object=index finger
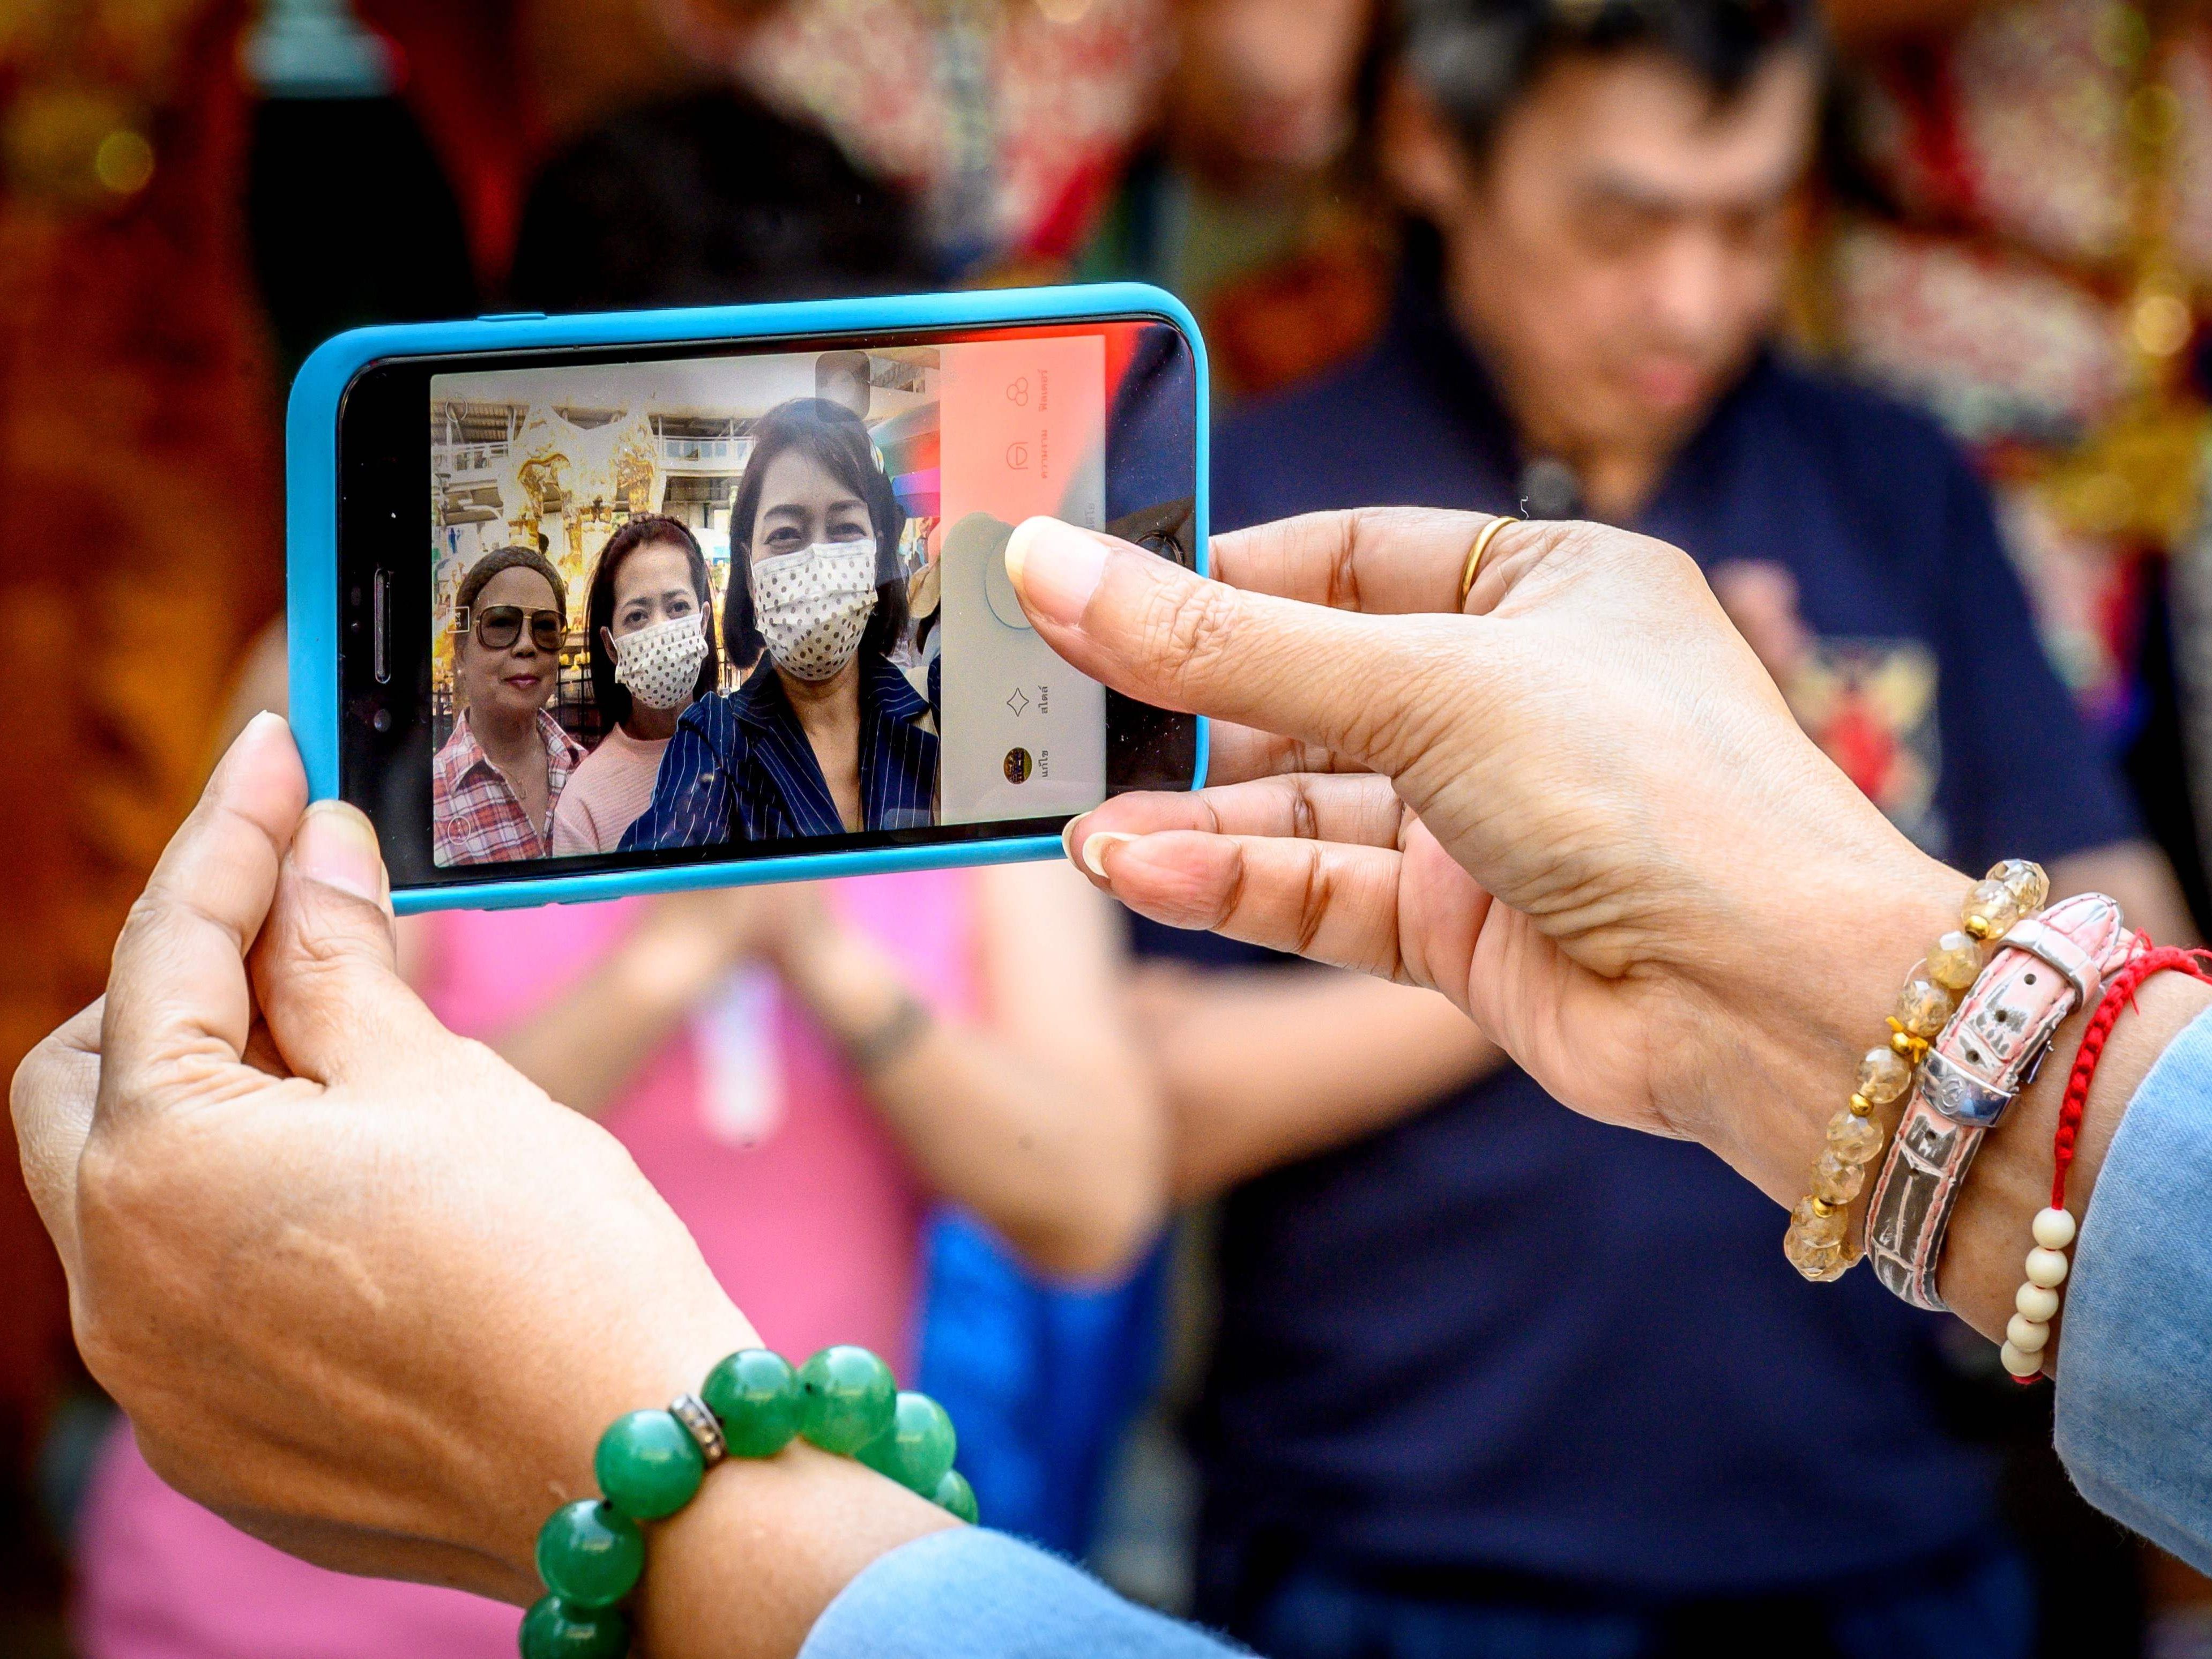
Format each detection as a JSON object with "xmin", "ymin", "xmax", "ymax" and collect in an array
[
  {"xmin": 99, "ymin": 712, "xmax": 308, "ymax": 1117},
  {"xmin": 1206, "ymin": 508, "xmax": 1503, "ymax": 616},
  {"xmin": 11, "ymin": 998, "xmax": 104, "ymax": 1279}
]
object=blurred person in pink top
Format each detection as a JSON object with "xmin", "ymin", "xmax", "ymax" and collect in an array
[
  {"xmin": 553, "ymin": 515, "xmax": 721, "ymax": 857},
  {"xmin": 73, "ymin": 623, "xmax": 1167, "ymax": 1659}
]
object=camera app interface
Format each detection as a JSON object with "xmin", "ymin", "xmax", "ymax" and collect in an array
[{"xmin": 427, "ymin": 328, "xmax": 1152, "ymax": 868}]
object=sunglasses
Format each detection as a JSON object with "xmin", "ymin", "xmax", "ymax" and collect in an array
[{"xmin": 456, "ymin": 605, "xmax": 564, "ymax": 652}]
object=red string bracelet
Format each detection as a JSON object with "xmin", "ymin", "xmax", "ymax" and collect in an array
[
  {"xmin": 2001, "ymin": 940, "xmax": 2212, "ymax": 1383},
  {"xmin": 2051, "ymin": 943, "xmax": 2212, "ymax": 1212}
]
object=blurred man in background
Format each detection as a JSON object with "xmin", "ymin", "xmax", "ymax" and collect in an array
[
  {"xmin": 1135, "ymin": 2, "xmax": 2198, "ymax": 1655},
  {"xmin": 1077, "ymin": 0, "xmax": 1390, "ymax": 403}
]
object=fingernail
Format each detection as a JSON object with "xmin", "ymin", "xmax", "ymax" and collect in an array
[
  {"xmin": 1081, "ymin": 830, "xmax": 1139, "ymax": 880},
  {"xmin": 215, "ymin": 709, "xmax": 289, "ymax": 784},
  {"xmin": 293, "ymin": 800, "xmax": 386, "ymax": 905},
  {"xmin": 1006, "ymin": 517, "xmax": 1108, "ymax": 625},
  {"xmin": 1061, "ymin": 815, "xmax": 1086, "ymax": 864}
]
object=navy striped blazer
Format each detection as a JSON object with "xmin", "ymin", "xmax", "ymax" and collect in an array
[{"xmin": 621, "ymin": 651, "xmax": 937, "ymax": 847}]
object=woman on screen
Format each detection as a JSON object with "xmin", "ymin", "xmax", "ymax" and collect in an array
[
  {"xmin": 431, "ymin": 546, "xmax": 585, "ymax": 865},
  {"xmin": 624, "ymin": 398, "xmax": 933, "ymax": 850},
  {"xmin": 551, "ymin": 515, "xmax": 719, "ymax": 855}
]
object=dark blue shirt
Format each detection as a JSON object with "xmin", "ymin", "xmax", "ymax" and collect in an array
[
  {"xmin": 1163, "ymin": 279, "xmax": 2140, "ymax": 1605},
  {"xmin": 622, "ymin": 651, "xmax": 936, "ymax": 846}
]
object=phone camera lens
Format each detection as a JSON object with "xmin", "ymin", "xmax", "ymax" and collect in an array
[{"xmin": 371, "ymin": 709, "xmax": 392, "ymax": 733}]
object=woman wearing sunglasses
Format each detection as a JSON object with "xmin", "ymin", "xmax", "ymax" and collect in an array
[{"xmin": 433, "ymin": 545, "xmax": 586, "ymax": 865}]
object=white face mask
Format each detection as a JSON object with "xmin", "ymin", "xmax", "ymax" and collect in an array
[
  {"xmin": 751, "ymin": 540, "xmax": 878, "ymax": 681},
  {"xmin": 610, "ymin": 611, "xmax": 710, "ymax": 710}
]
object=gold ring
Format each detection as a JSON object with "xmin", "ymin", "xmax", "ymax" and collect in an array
[{"xmin": 1458, "ymin": 515, "xmax": 1519, "ymax": 609}]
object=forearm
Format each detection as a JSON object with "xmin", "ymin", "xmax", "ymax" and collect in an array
[
  {"xmin": 494, "ymin": 920, "xmax": 727, "ymax": 1118},
  {"xmin": 1150, "ymin": 967, "xmax": 1504, "ymax": 1202},
  {"xmin": 778, "ymin": 916, "xmax": 1166, "ymax": 1277}
]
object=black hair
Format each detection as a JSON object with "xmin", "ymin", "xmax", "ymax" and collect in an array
[
  {"xmin": 508, "ymin": 90, "xmax": 928, "ymax": 313},
  {"xmin": 1395, "ymin": 0, "xmax": 1821, "ymax": 158},
  {"xmin": 456, "ymin": 544, "xmax": 567, "ymax": 629},
  {"xmin": 722, "ymin": 398, "xmax": 909, "ymax": 672},
  {"xmin": 585, "ymin": 514, "xmax": 719, "ymax": 727}
]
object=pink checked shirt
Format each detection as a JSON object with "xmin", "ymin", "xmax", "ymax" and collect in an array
[{"xmin": 432, "ymin": 708, "xmax": 585, "ymax": 865}]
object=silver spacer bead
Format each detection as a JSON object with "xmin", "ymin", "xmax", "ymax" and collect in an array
[{"xmin": 670, "ymin": 1393, "xmax": 727, "ymax": 1468}]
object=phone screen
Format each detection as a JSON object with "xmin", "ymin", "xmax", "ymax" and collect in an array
[{"xmin": 339, "ymin": 313, "xmax": 1198, "ymax": 891}]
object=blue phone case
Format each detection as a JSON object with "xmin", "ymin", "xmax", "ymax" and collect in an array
[{"xmin": 287, "ymin": 281, "xmax": 1209, "ymax": 914}]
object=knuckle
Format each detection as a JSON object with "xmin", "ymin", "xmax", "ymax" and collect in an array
[
  {"xmin": 9, "ymin": 1044, "xmax": 58, "ymax": 1137},
  {"xmin": 1139, "ymin": 574, "xmax": 1243, "ymax": 703},
  {"xmin": 1336, "ymin": 638, "xmax": 1462, "ymax": 769},
  {"xmin": 1293, "ymin": 845, "xmax": 1333, "ymax": 959}
]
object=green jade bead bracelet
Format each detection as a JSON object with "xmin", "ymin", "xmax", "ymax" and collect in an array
[{"xmin": 523, "ymin": 1344, "xmax": 974, "ymax": 1658}]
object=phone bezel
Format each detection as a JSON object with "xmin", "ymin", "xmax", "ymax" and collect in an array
[{"xmin": 289, "ymin": 284, "xmax": 1208, "ymax": 913}]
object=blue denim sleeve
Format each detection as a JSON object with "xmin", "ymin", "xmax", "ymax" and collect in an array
[
  {"xmin": 2055, "ymin": 1003, "xmax": 2212, "ymax": 1572},
  {"xmin": 798, "ymin": 1528, "xmax": 1245, "ymax": 1659}
]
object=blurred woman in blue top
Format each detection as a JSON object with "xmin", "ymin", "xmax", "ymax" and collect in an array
[{"xmin": 625, "ymin": 397, "xmax": 935, "ymax": 849}]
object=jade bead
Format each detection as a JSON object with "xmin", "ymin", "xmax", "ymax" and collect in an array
[
  {"xmin": 702, "ymin": 1349, "xmax": 803, "ymax": 1459},
  {"xmin": 798, "ymin": 1345, "xmax": 898, "ymax": 1455},
  {"xmin": 519, "ymin": 1594, "xmax": 629, "ymax": 1659},
  {"xmin": 932, "ymin": 1467, "xmax": 979, "ymax": 1525},
  {"xmin": 535, "ymin": 1500, "xmax": 644, "ymax": 1610},
  {"xmin": 595, "ymin": 1410, "xmax": 704, "ymax": 1521},
  {"xmin": 857, "ymin": 1391, "xmax": 958, "ymax": 1496}
]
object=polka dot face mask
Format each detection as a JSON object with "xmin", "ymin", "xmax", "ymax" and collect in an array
[
  {"xmin": 751, "ymin": 540, "xmax": 879, "ymax": 682},
  {"xmin": 609, "ymin": 611, "xmax": 711, "ymax": 710}
]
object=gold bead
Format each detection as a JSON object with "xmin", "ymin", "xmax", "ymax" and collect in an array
[
  {"xmin": 1964, "ymin": 915, "xmax": 1995, "ymax": 941},
  {"xmin": 1808, "ymin": 1195, "xmax": 1837, "ymax": 1217},
  {"xmin": 1890, "ymin": 1029, "xmax": 1917, "ymax": 1056},
  {"xmin": 1849, "ymin": 1092, "xmax": 1872, "ymax": 1115}
]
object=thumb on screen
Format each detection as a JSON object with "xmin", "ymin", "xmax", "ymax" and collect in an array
[{"xmin": 1003, "ymin": 515, "xmax": 1465, "ymax": 775}]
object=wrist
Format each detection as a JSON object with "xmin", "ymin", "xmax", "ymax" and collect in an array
[
  {"xmin": 778, "ymin": 920, "xmax": 910, "ymax": 1043},
  {"xmin": 1666, "ymin": 848, "xmax": 1967, "ymax": 1206},
  {"xmin": 492, "ymin": 1297, "xmax": 761, "ymax": 1595},
  {"xmin": 768, "ymin": 904, "xmax": 846, "ymax": 984}
]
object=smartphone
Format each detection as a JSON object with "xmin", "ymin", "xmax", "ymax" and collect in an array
[{"xmin": 288, "ymin": 284, "xmax": 1206, "ymax": 912}]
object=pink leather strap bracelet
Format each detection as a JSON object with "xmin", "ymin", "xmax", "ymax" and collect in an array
[{"xmin": 1864, "ymin": 890, "xmax": 2137, "ymax": 1312}]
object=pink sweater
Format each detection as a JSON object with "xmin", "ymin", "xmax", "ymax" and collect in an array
[
  {"xmin": 76, "ymin": 872, "xmax": 976, "ymax": 1659},
  {"xmin": 550, "ymin": 723, "xmax": 668, "ymax": 855}
]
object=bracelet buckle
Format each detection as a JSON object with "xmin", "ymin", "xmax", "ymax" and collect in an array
[{"xmin": 1917, "ymin": 1047, "xmax": 2016, "ymax": 1129}]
